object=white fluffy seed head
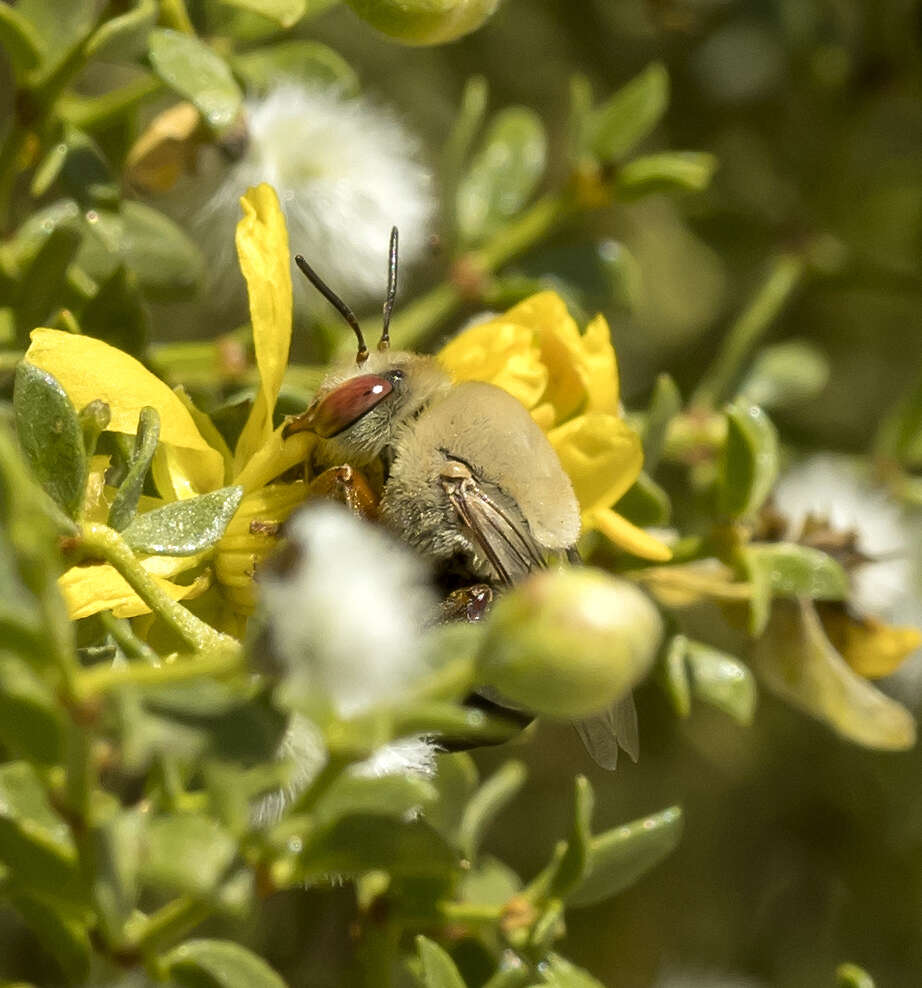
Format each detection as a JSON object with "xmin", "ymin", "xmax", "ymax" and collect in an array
[
  {"xmin": 259, "ymin": 502, "xmax": 437, "ymax": 719},
  {"xmin": 193, "ymin": 82, "xmax": 435, "ymax": 316},
  {"xmin": 772, "ymin": 453, "xmax": 918, "ymax": 619},
  {"xmin": 252, "ymin": 714, "xmax": 437, "ymax": 827}
]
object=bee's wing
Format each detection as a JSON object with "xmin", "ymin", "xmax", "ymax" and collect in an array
[
  {"xmin": 573, "ymin": 693, "xmax": 640, "ymax": 771},
  {"xmin": 442, "ymin": 472, "xmax": 547, "ymax": 585}
]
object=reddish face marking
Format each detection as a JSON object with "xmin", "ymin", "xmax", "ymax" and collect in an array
[{"xmin": 305, "ymin": 374, "xmax": 393, "ymax": 438}]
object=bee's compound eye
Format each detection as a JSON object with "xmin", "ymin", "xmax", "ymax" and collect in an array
[{"xmin": 307, "ymin": 374, "xmax": 394, "ymax": 438}]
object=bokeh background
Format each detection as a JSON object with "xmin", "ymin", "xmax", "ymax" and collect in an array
[{"xmin": 4, "ymin": 0, "xmax": 922, "ymax": 985}]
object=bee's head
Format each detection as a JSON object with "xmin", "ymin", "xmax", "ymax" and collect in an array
[{"xmin": 283, "ymin": 228, "xmax": 450, "ymax": 464}]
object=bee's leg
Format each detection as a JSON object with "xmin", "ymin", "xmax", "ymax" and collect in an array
[
  {"xmin": 307, "ymin": 464, "xmax": 379, "ymax": 520},
  {"xmin": 440, "ymin": 584, "xmax": 493, "ymax": 623}
]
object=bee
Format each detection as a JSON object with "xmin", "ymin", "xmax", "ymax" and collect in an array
[{"xmin": 283, "ymin": 229, "xmax": 637, "ymax": 769}]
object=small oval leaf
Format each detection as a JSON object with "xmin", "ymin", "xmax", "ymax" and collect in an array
[
  {"xmin": 684, "ymin": 639, "xmax": 757, "ymax": 726},
  {"xmin": 234, "ymin": 39, "xmax": 358, "ymax": 95},
  {"xmin": 162, "ymin": 939, "xmax": 288, "ymax": 988},
  {"xmin": 14, "ymin": 363, "xmax": 87, "ymax": 519},
  {"xmin": 121, "ymin": 485, "xmax": 244, "ymax": 556},
  {"xmin": 458, "ymin": 760, "xmax": 526, "ymax": 861},
  {"xmin": 616, "ymin": 151, "xmax": 718, "ymax": 199},
  {"xmin": 567, "ymin": 805, "xmax": 683, "ymax": 908},
  {"xmin": 718, "ymin": 403, "xmax": 779, "ymax": 519},
  {"xmin": 457, "ymin": 107, "xmax": 547, "ymax": 245},
  {"xmin": 738, "ymin": 339, "xmax": 830, "ymax": 409},
  {"xmin": 417, "ymin": 935, "xmax": 467, "ymax": 988},
  {"xmin": 742, "ymin": 542, "xmax": 848, "ymax": 637},
  {"xmin": 586, "ymin": 62, "xmax": 669, "ymax": 163},
  {"xmin": 108, "ymin": 406, "xmax": 161, "ymax": 532},
  {"xmin": 148, "ymin": 29, "xmax": 243, "ymax": 130},
  {"xmin": 140, "ymin": 815, "xmax": 236, "ymax": 897},
  {"xmin": 0, "ymin": 762, "xmax": 81, "ymax": 899}
]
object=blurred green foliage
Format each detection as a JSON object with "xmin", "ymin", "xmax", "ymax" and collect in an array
[{"xmin": 2, "ymin": 0, "xmax": 922, "ymax": 986}]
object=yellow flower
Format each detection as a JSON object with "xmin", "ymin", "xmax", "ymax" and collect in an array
[
  {"xmin": 439, "ymin": 292, "xmax": 671, "ymax": 561},
  {"xmin": 24, "ymin": 184, "xmax": 314, "ymax": 621}
]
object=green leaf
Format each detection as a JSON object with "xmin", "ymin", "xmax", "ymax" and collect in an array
[
  {"xmin": 742, "ymin": 542, "xmax": 848, "ymax": 637},
  {"xmin": 567, "ymin": 74, "xmax": 593, "ymax": 164},
  {"xmin": 753, "ymin": 599, "xmax": 916, "ymax": 751},
  {"xmin": 89, "ymin": 808, "xmax": 143, "ymax": 943},
  {"xmin": 836, "ymin": 963, "xmax": 876, "ymax": 988},
  {"xmin": 596, "ymin": 238, "xmax": 643, "ymax": 312},
  {"xmin": 550, "ymin": 776, "xmax": 594, "ymax": 898},
  {"xmin": 140, "ymin": 814, "xmax": 236, "ymax": 897},
  {"xmin": 11, "ymin": 893, "xmax": 91, "ymax": 985},
  {"xmin": 0, "ymin": 3, "xmax": 44, "ymax": 79},
  {"xmin": 586, "ymin": 63, "xmax": 669, "ymax": 163},
  {"xmin": 108, "ymin": 406, "xmax": 161, "ymax": 532},
  {"xmin": 417, "ymin": 935, "xmax": 467, "ymax": 988},
  {"xmin": 313, "ymin": 772, "xmax": 438, "ymax": 829},
  {"xmin": 615, "ymin": 471, "xmax": 670, "ymax": 527},
  {"xmin": 14, "ymin": 362, "xmax": 87, "ymax": 518},
  {"xmin": 162, "ymin": 939, "xmax": 288, "ymax": 988},
  {"xmin": 616, "ymin": 151, "xmax": 718, "ymax": 199},
  {"xmin": 148, "ymin": 29, "xmax": 243, "ymax": 130},
  {"xmin": 86, "ymin": 0, "xmax": 157, "ymax": 60},
  {"xmin": 232, "ymin": 39, "xmax": 358, "ymax": 94},
  {"xmin": 220, "ymin": 0, "xmax": 307, "ymax": 29},
  {"xmin": 76, "ymin": 200, "xmax": 205, "ymax": 302},
  {"xmin": 13, "ymin": 225, "xmax": 83, "ymax": 332},
  {"xmin": 738, "ymin": 339, "xmax": 829, "ymax": 410},
  {"xmin": 300, "ymin": 816, "xmax": 457, "ymax": 880},
  {"xmin": 14, "ymin": 0, "xmax": 95, "ymax": 72},
  {"xmin": 458, "ymin": 760, "xmax": 526, "ymax": 860},
  {"xmin": 642, "ymin": 372, "xmax": 681, "ymax": 473},
  {"xmin": 80, "ymin": 265, "xmax": 151, "ymax": 356},
  {"xmin": 0, "ymin": 762, "xmax": 81, "ymax": 899},
  {"xmin": 528, "ymin": 954, "xmax": 605, "ymax": 988},
  {"xmin": 660, "ymin": 634, "xmax": 692, "ymax": 718},
  {"xmin": 684, "ymin": 639, "xmax": 757, "ymax": 726},
  {"xmin": 717, "ymin": 403, "xmax": 779, "ymax": 519},
  {"xmin": 427, "ymin": 752, "xmax": 478, "ymax": 838},
  {"xmin": 79, "ymin": 400, "xmax": 110, "ymax": 461},
  {"xmin": 0, "ymin": 424, "xmax": 74, "ymax": 669},
  {"xmin": 122, "ymin": 485, "xmax": 244, "ymax": 555},
  {"xmin": 567, "ymin": 805, "xmax": 683, "ymax": 908},
  {"xmin": 459, "ymin": 855, "xmax": 521, "ymax": 906},
  {"xmin": 0, "ymin": 654, "xmax": 65, "ymax": 764},
  {"xmin": 59, "ymin": 126, "xmax": 119, "ymax": 209},
  {"xmin": 457, "ymin": 108, "xmax": 547, "ymax": 245}
]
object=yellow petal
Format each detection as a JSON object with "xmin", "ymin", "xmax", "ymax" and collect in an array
[
  {"xmin": 819, "ymin": 605, "xmax": 922, "ymax": 679},
  {"xmin": 586, "ymin": 507, "xmax": 673, "ymax": 561},
  {"xmin": 26, "ymin": 329, "xmax": 223, "ymax": 495},
  {"xmin": 215, "ymin": 481, "xmax": 309, "ymax": 614},
  {"xmin": 530, "ymin": 402, "xmax": 556, "ymax": 431},
  {"xmin": 438, "ymin": 319, "xmax": 548, "ymax": 411},
  {"xmin": 234, "ymin": 426, "xmax": 313, "ymax": 494},
  {"xmin": 548, "ymin": 413, "xmax": 643, "ymax": 512},
  {"xmin": 233, "ymin": 184, "xmax": 293, "ymax": 474},
  {"xmin": 506, "ymin": 292, "xmax": 586, "ymax": 421},
  {"xmin": 579, "ymin": 314, "xmax": 620, "ymax": 413},
  {"xmin": 60, "ymin": 562, "xmax": 209, "ymax": 620}
]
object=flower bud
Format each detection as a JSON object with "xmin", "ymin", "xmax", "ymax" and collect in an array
[
  {"xmin": 344, "ymin": 0, "xmax": 500, "ymax": 45},
  {"xmin": 478, "ymin": 569, "xmax": 663, "ymax": 719}
]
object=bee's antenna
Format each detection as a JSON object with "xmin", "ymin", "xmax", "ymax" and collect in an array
[
  {"xmin": 379, "ymin": 226, "xmax": 398, "ymax": 351},
  {"xmin": 294, "ymin": 254, "xmax": 369, "ymax": 364}
]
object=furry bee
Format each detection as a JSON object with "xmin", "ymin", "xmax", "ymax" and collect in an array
[{"xmin": 283, "ymin": 229, "xmax": 637, "ymax": 768}]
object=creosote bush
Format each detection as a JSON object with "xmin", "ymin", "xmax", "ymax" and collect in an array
[{"xmin": 0, "ymin": 1, "xmax": 919, "ymax": 986}]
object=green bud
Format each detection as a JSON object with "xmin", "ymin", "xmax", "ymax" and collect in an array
[
  {"xmin": 344, "ymin": 0, "xmax": 500, "ymax": 45},
  {"xmin": 478, "ymin": 570, "xmax": 663, "ymax": 719}
]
